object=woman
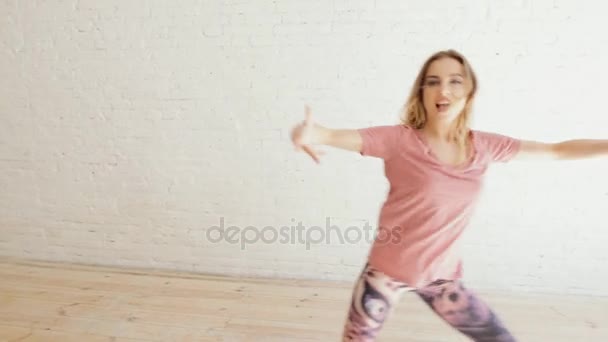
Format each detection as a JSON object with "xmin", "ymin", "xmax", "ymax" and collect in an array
[{"xmin": 290, "ymin": 49, "xmax": 608, "ymax": 341}]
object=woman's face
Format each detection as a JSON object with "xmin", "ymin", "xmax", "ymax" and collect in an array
[{"xmin": 421, "ymin": 57, "xmax": 469, "ymax": 125}]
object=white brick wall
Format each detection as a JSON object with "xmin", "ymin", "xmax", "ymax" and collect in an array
[{"xmin": 1, "ymin": 0, "xmax": 607, "ymax": 296}]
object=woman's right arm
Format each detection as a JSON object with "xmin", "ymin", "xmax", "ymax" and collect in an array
[
  {"xmin": 314, "ymin": 125, "xmax": 362, "ymax": 152},
  {"xmin": 290, "ymin": 106, "xmax": 363, "ymax": 163}
]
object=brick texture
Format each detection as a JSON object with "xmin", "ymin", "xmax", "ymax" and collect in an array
[{"xmin": 0, "ymin": 0, "xmax": 607, "ymax": 296}]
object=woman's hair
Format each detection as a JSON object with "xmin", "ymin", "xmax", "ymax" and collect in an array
[{"xmin": 401, "ymin": 49, "xmax": 478, "ymax": 164}]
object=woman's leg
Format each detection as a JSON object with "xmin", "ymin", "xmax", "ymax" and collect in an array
[
  {"xmin": 415, "ymin": 280, "xmax": 517, "ymax": 342},
  {"xmin": 342, "ymin": 263, "xmax": 413, "ymax": 341}
]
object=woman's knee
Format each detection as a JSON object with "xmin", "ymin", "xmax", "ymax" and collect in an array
[
  {"xmin": 342, "ymin": 264, "xmax": 411, "ymax": 341},
  {"xmin": 416, "ymin": 280, "xmax": 517, "ymax": 342}
]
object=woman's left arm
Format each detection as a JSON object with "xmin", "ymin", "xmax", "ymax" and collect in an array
[{"xmin": 514, "ymin": 139, "xmax": 608, "ymax": 161}]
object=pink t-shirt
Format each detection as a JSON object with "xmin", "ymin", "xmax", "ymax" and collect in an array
[{"xmin": 358, "ymin": 124, "xmax": 521, "ymax": 288}]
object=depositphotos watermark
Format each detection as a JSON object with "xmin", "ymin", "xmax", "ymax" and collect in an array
[{"xmin": 205, "ymin": 217, "xmax": 403, "ymax": 250}]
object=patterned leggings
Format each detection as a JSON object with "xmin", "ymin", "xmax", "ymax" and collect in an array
[{"xmin": 342, "ymin": 263, "xmax": 517, "ymax": 342}]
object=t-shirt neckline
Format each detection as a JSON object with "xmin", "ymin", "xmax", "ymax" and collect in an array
[{"xmin": 411, "ymin": 127, "xmax": 478, "ymax": 171}]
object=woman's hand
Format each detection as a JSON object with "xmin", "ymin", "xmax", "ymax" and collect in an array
[{"xmin": 290, "ymin": 106, "xmax": 325, "ymax": 163}]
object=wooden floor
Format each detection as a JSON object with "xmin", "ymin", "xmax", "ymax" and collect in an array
[{"xmin": 1, "ymin": 258, "xmax": 607, "ymax": 341}]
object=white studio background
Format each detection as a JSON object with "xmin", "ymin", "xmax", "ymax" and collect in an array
[{"xmin": 0, "ymin": 0, "xmax": 606, "ymax": 296}]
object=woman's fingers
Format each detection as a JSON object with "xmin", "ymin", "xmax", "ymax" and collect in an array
[
  {"xmin": 302, "ymin": 145, "xmax": 320, "ymax": 164},
  {"xmin": 304, "ymin": 105, "xmax": 312, "ymax": 126},
  {"xmin": 291, "ymin": 105, "xmax": 321, "ymax": 163}
]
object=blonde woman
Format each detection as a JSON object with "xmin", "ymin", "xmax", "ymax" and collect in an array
[{"xmin": 290, "ymin": 50, "xmax": 608, "ymax": 341}]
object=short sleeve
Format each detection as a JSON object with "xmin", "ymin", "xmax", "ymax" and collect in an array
[
  {"xmin": 358, "ymin": 125, "xmax": 404, "ymax": 160},
  {"xmin": 474, "ymin": 130, "xmax": 522, "ymax": 163}
]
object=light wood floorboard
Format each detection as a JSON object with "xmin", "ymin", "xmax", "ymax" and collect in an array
[{"xmin": 1, "ymin": 258, "xmax": 607, "ymax": 341}]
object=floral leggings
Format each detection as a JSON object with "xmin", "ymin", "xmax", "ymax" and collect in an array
[{"xmin": 342, "ymin": 263, "xmax": 517, "ymax": 342}]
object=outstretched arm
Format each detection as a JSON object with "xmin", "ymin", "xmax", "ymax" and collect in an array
[
  {"xmin": 514, "ymin": 139, "xmax": 608, "ymax": 161},
  {"xmin": 290, "ymin": 106, "xmax": 362, "ymax": 163}
]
